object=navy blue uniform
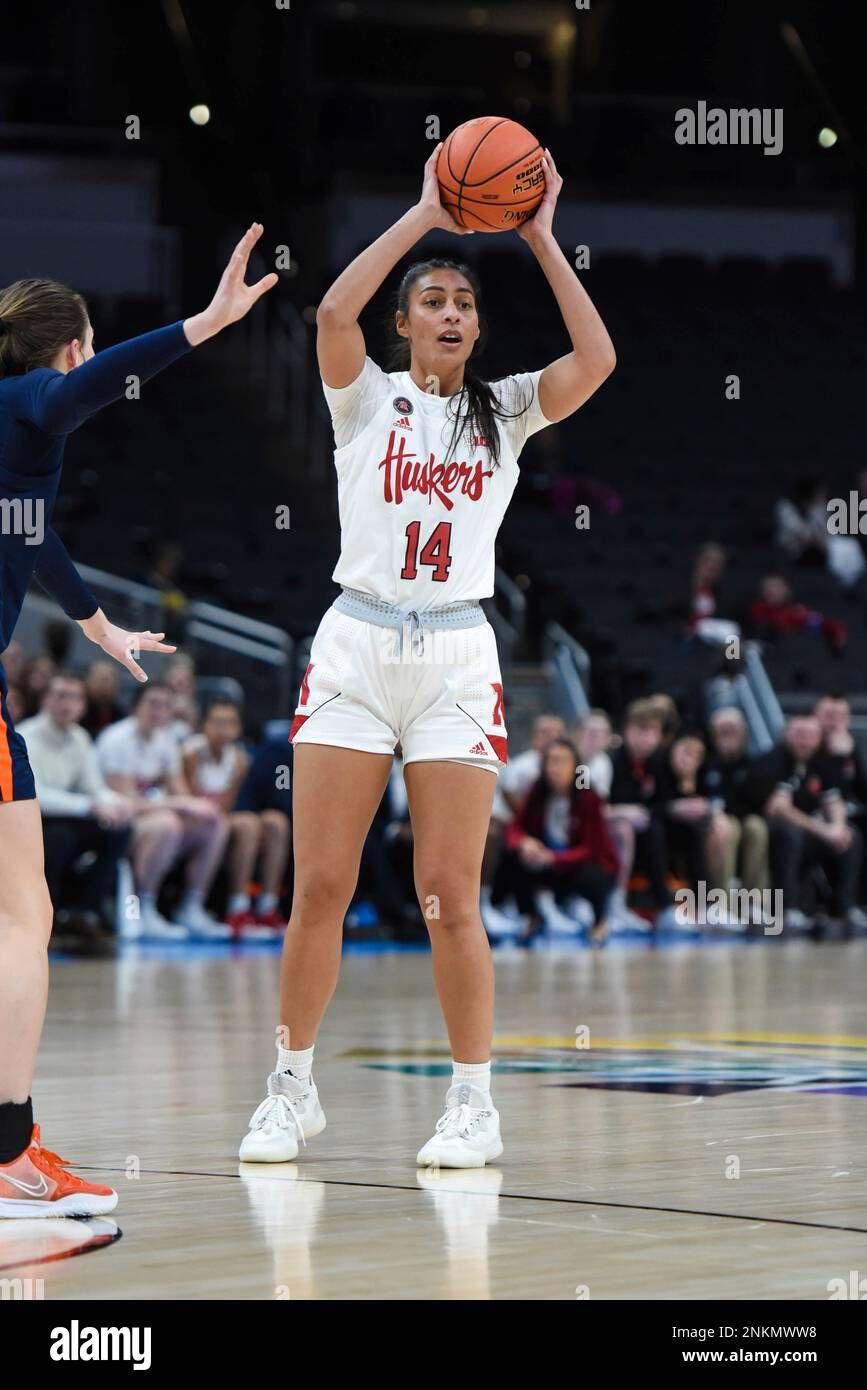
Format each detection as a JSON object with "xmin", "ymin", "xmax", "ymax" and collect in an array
[{"xmin": 0, "ymin": 322, "xmax": 191, "ymax": 800}]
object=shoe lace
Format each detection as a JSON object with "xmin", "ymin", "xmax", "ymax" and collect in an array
[
  {"xmin": 435, "ymin": 1103, "xmax": 489, "ymax": 1140},
  {"xmin": 31, "ymin": 1140, "xmax": 92, "ymax": 1190},
  {"xmin": 36, "ymin": 1143, "xmax": 70, "ymax": 1171},
  {"xmin": 249, "ymin": 1092, "xmax": 307, "ymax": 1146}
]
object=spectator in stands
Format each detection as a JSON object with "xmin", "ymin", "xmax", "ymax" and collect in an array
[
  {"xmin": 776, "ymin": 476, "xmax": 865, "ymax": 589},
  {"xmin": 96, "ymin": 682, "xmax": 229, "ymax": 938},
  {"xmin": 606, "ymin": 700, "xmax": 672, "ymax": 922},
  {"xmin": 483, "ymin": 712, "xmax": 566, "ymax": 891},
  {"xmin": 490, "ymin": 738, "xmax": 618, "ymax": 945},
  {"xmin": 573, "ymin": 708, "xmax": 615, "ymax": 798},
  {"xmin": 658, "ymin": 732, "xmax": 727, "ymax": 896},
  {"xmin": 774, "ymin": 476, "xmax": 828, "ymax": 567},
  {"xmin": 146, "ymin": 540, "xmax": 188, "ymax": 642},
  {"xmin": 356, "ymin": 754, "xmax": 421, "ymax": 939},
  {"xmin": 498, "ymin": 712, "xmax": 567, "ymax": 814},
  {"xmin": 688, "ymin": 542, "xmax": 739, "ymax": 646},
  {"xmin": 815, "ymin": 694, "xmax": 867, "ymax": 806},
  {"xmin": 18, "ymin": 672, "xmax": 133, "ymax": 950},
  {"xmin": 815, "ymin": 693, "xmax": 867, "ymax": 912},
  {"xmin": 233, "ymin": 734, "xmax": 294, "ymax": 908},
  {"xmin": 751, "ymin": 713, "xmax": 863, "ymax": 932},
  {"xmin": 749, "ymin": 574, "xmax": 847, "ymax": 653},
  {"xmin": 82, "ymin": 659, "xmax": 125, "ymax": 738},
  {"xmin": 704, "ymin": 707, "xmax": 769, "ymax": 894},
  {"xmin": 19, "ymin": 653, "xmax": 56, "ymax": 716},
  {"xmin": 42, "ymin": 617, "xmax": 73, "ymax": 667},
  {"xmin": 182, "ymin": 699, "xmax": 289, "ymax": 936},
  {"xmin": 648, "ymin": 692, "xmax": 680, "ymax": 748},
  {"xmin": 163, "ymin": 653, "xmax": 199, "ymax": 742}
]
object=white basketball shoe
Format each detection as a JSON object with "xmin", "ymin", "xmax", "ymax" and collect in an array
[
  {"xmin": 416, "ymin": 1083, "xmax": 504, "ymax": 1169},
  {"xmin": 239, "ymin": 1072, "xmax": 326, "ymax": 1163}
]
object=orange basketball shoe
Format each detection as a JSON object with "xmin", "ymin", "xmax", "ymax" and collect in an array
[{"xmin": 0, "ymin": 1126, "xmax": 118, "ymax": 1218}]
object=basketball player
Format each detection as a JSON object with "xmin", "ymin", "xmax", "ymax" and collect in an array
[
  {"xmin": 0, "ymin": 225, "xmax": 276, "ymax": 1215},
  {"xmin": 240, "ymin": 147, "xmax": 616, "ymax": 1168}
]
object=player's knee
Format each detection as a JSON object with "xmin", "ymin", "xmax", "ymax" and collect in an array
[
  {"xmin": 0, "ymin": 881, "xmax": 53, "ymax": 942},
  {"xmin": 293, "ymin": 870, "xmax": 355, "ymax": 920},
  {"xmin": 414, "ymin": 872, "xmax": 480, "ymax": 929}
]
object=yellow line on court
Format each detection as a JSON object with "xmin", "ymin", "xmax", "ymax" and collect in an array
[{"xmin": 340, "ymin": 1031, "xmax": 867, "ymax": 1057}]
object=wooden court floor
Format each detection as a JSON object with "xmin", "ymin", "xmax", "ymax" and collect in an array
[{"xmin": 4, "ymin": 939, "xmax": 867, "ymax": 1300}]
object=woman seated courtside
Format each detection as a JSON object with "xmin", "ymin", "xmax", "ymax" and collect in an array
[{"xmin": 490, "ymin": 738, "xmax": 619, "ymax": 944}]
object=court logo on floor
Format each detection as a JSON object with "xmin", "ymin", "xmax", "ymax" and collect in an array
[{"xmin": 345, "ymin": 1035, "xmax": 867, "ymax": 1099}]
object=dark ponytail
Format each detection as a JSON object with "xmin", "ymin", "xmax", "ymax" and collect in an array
[
  {"xmin": 384, "ymin": 258, "xmax": 531, "ymax": 469},
  {"xmin": 0, "ymin": 278, "xmax": 89, "ymax": 379}
]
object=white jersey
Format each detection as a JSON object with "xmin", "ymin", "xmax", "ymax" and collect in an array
[
  {"xmin": 95, "ymin": 716, "xmax": 180, "ymax": 797},
  {"xmin": 321, "ymin": 357, "xmax": 552, "ymax": 610},
  {"xmin": 182, "ymin": 733, "xmax": 240, "ymax": 799}
]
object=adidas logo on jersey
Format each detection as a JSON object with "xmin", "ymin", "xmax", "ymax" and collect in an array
[
  {"xmin": 468, "ymin": 741, "xmax": 488, "ymax": 755},
  {"xmin": 393, "ymin": 415, "xmax": 412, "ymax": 430}
]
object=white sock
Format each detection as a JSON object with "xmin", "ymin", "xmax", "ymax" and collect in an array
[
  {"xmin": 258, "ymin": 892, "xmax": 278, "ymax": 913},
  {"xmin": 180, "ymin": 889, "xmax": 204, "ymax": 909},
  {"xmin": 277, "ymin": 1043, "xmax": 314, "ymax": 1085},
  {"xmin": 228, "ymin": 893, "xmax": 251, "ymax": 914},
  {"xmin": 453, "ymin": 1060, "xmax": 491, "ymax": 1099},
  {"xmin": 140, "ymin": 891, "xmax": 156, "ymax": 912}
]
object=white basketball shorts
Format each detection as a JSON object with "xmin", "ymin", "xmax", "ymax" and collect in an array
[{"xmin": 289, "ymin": 604, "xmax": 507, "ymax": 773}]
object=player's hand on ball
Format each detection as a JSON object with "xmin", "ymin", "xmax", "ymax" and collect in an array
[
  {"xmin": 517, "ymin": 149, "xmax": 562, "ymax": 243},
  {"xmin": 417, "ymin": 144, "xmax": 473, "ymax": 235}
]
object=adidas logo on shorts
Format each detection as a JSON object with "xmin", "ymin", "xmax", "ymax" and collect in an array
[{"xmin": 468, "ymin": 741, "xmax": 487, "ymax": 755}]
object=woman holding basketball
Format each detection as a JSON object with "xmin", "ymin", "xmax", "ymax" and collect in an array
[
  {"xmin": 0, "ymin": 226, "xmax": 276, "ymax": 1216},
  {"xmin": 240, "ymin": 141, "xmax": 615, "ymax": 1169}
]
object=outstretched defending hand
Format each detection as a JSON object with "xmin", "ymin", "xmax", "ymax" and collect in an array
[
  {"xmin": 184, "ymin": 223, "xmax": 279, "ymax": 345},
  {"xmin": 78, "ymin": 609, "xmax": 177, "ymax": 682}
]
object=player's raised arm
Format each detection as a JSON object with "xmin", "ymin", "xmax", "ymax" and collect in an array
[
  {"xmin": 516, "ymin": 150, "xmax": 617, "ymax": 421},
  {"xmin": 8, "ymin": 224, "xmax": 277, "ymax": 438},
  {"xmin": 316, "ymin": 144, "xmax": 471, "ymax": 389}
]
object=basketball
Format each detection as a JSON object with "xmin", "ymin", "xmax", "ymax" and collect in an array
[{"xmin": 436, "ymin": 116, "xmax": 545, "ymax": 233}]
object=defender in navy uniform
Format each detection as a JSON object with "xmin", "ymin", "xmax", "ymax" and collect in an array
[{"xmin": 0, "ymin": 226, "xmax": 276, "ymax": 1217}]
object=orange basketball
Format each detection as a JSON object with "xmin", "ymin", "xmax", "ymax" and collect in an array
[{"xmin": 436, "ymin": 116, "xmax": 545, "ymax": 233}]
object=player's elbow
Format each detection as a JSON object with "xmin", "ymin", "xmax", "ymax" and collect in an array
[
  {"xmin": 316, "ymin": 298, "xmax": 352, "ymax": 330},
  {"xmin": 598, "ymin": 344, "xmax": 617, "ymax": 379}
]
